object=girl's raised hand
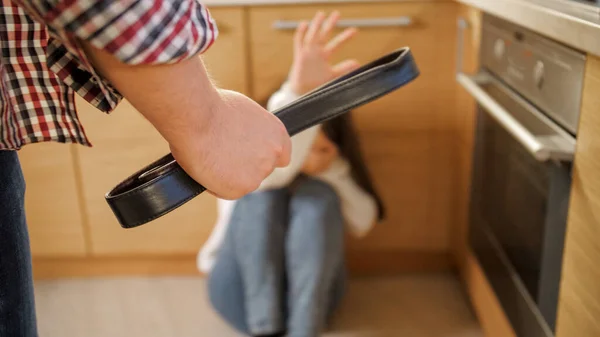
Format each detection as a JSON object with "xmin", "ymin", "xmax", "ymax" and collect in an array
[{"xmin": 288, "ymin": 11, "xmax": 360, "ymax": 95}]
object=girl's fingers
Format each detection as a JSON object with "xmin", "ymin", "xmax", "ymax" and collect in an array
[
  {"xmin": 324, "ymin": 27, "xmax": 357, "ymax": 54},
  {"xmin": 319, "ymin": 11, "xmax": 340, "ymax": 42},
  {"xmin": 332, "ymin": 59, "xmax": 361, "ymax": 77},
  {"xmin": 304, "ymin": 11, "xmax": 326, "ymax": 45},
  {"xmin": 294, "ymin": 21, "xmax": 309, "ymax": 50}
]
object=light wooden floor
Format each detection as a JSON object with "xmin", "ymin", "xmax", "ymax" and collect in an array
[{"xmin": 34, "ymin": 273, "xmax": 483, "ymax": 337}]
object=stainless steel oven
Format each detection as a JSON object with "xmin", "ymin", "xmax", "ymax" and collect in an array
[{"xmin": 456, "ymin": 14, "xmax": 586, "ymax": 337}]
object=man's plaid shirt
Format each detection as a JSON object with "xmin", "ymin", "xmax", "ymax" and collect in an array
[{"xmin": 0, "ymin": 0, "xmax": 218, "ymax": 149}]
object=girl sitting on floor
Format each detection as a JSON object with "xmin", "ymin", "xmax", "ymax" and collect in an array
[{"xmin": 197, "ymin": 11, "xmax": 385, "ymax": 337}]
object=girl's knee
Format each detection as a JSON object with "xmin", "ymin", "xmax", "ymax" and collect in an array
[
  {"xmin": 288, "ymin": 179, "xmax": 344, "ymax": 262},
  {"xmin": 228, "ymin": 188, "xmax": 288, "ymax": 235},
  {"xmin": 291, "ymin": 178, "xmax": 341, "ymax": 217}
]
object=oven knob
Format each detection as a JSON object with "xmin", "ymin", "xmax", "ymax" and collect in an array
[
  {"xmin": 494, "ymin": 39, "xmax": 506, "ymax": 59},
  {"xmin": 533, "ymin": 61, "xmax": 545, "ymax": 89}
]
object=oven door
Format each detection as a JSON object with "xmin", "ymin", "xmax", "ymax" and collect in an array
[{"xmin": 458, "ymin": 72, "xmax": 575, "ymax": 337}]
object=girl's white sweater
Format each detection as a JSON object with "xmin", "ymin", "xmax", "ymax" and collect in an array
[{"xmin": 197, "ymin": 83, "xmax": 378, "ymax": 274}]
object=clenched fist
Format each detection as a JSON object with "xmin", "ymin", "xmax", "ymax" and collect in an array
[{"xmin": 170, "ymin": 89, "xmax": 291, "ymax": 200}]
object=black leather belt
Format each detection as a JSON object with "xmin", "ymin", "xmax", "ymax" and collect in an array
[{"xmin": 105, "ymin": 47, "xmax": 419, "ymax": 229}]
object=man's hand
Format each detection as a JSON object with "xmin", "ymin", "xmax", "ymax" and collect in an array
[
  {"xmin": 170, "ymin": 89, "xmax": 291, "ymax": 199},
  {"xmin": 80, "ymin": 41, "xmax": 291, "ymax": 200},
  {"xmin": 301, "ymin": 130, "xmax": 339, "ymax": 176},
  {"xmin": 288, "ymin": 11, "xmax": 360, "ymax": 95}
]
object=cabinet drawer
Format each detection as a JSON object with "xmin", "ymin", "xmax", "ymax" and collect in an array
[
  {"xmin": 248, "ymin": 2, "xmax": 458, "ymax": 132},
  {"xmin": 18, "ymin": 143, "xmax": 87, "ymax": 257},
  {"xmin": 74, "ymin": 7, "xmax": 247, "ymax": 255}
]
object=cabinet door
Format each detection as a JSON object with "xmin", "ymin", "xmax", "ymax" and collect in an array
[
  {"xmin": 74, "ymin": 7, "xmax": 248, "ymax": 255},
  {"xmin": 18, "ymin": 143, "xmax": 87, "ymax": 257},
  {"xmin": 249, "ymin": 3, "xmax": 459, "ymax": 252},
  {"xmin": 454, "ymin": 5, "xmax": 481, "ymax": 269}
]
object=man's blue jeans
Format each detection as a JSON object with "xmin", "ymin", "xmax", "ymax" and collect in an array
[
  {"xmin": 0, "ymin": 150, "xmax": 38, "ymax": 337},
  {"xmin": 207, "ymin": 177, "xmax": 346, "ymax": 337}
]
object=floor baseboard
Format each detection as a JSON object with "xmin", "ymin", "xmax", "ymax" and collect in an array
[{"xmin": 32, "ymin": 250, "xmax": 454, "ymax": 280}]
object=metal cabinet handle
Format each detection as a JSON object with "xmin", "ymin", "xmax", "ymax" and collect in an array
[
  {"xmin": 272, "ymin": 16, "xmax": 412, "ymax": 30},
  {"xmin": 456, "ymin": 17, "xmax": 469, "ymax": 76}
]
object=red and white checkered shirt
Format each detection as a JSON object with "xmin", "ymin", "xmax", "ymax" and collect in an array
[{"xmin": 0, "ymin": 0, "xmax": 218, "ymax": 150}]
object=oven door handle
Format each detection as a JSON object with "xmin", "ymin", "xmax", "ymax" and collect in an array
[
  {"xmin": 455, "ymin": 17, "xmax": 575, "ymax": 162},
  {"xmin": 456, "ymin": 72, "xmax": 575, "ymax": 162},
  {"xmin": 457, "ymin": 73, "xmax": 546, "ymax": 159}
]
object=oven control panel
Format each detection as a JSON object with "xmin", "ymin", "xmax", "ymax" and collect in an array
[{"xmin": 480, "ymin": 14, "xmax": 586, "ymax": 135}]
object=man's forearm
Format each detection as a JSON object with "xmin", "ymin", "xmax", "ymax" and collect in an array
[
  {"xmin": 79, "ymin": 40, "xmax": 292, "ymax": 199},
  {"xmin": 80, "ymin": 41, "xmax": 219, "ymax": 148}
]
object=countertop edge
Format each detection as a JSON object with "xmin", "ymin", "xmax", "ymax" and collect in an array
[
  {"xmin": 455, "ymin": 0, "xmax": 600, "ymax": 57},
  {"xmin": 204, "ymin": 0, "xmax": 444, "ymax": 6},
  {"xmin": 205, "ymin": 0, "xmax": 600, "ymax": 57}
]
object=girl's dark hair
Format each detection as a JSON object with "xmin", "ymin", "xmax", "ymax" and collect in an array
[{"xmin": 321, "ymin": 112, "xmax": 386, "ymax": 221}]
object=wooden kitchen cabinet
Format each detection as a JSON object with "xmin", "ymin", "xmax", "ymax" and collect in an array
[
  {"xmin": 26, "ymin": 1, "xmax": 475, "ymax": 276},
  {"xmin": 72, "ymin": 7, "xmax": 248, "ymax": 256},
  {"xmin": 249, "ymin": 2, "xmax": 460, "ymax": 254},
  {"xmin": 18, "ymin": 143, "xmax": 87, "ymax": 257},
  {"xmin": 453, "ymin": 4, "xmax": 480, "ymax": 271},
  {"xmin": 555, "ymin": 54, "xmax": 600, "ymax": 337}
]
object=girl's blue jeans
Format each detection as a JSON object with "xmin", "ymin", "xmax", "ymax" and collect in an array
[{"xmin": 207, "ymin": 177, "xmax": 346, "ymax": 337}]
